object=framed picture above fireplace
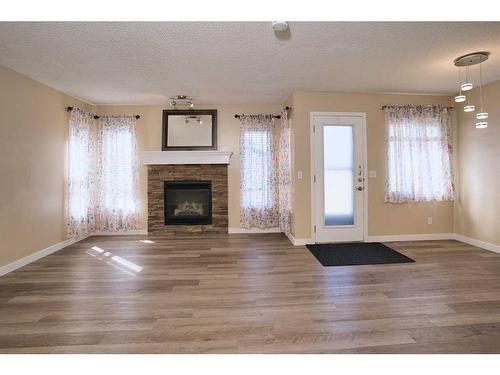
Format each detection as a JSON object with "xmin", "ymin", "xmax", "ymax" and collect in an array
[{"xmin": 162, "ymin": 109, "xmax": 217, "ymax": 150}]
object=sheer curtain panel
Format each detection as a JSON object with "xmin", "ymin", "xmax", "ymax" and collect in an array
[
  {"xmin": 385, "ymin": 105, "xmax": 454, "ymax": 203},
  {"xmin": 97, "ymin": 115, "xmax": 140, "ymax": 231},
  {"xmin": 67, "ymin": 110, "xmax": 140, "ymax": 237},
  {"xmin": 67, "ymin": 109, "xmax": 97, "ymax": 237},
  {"xmin": 239, "ymin": 114, "xmax": 279, "ymax": 229},
  {"xmin": 277, "ymin": 108, "xmax": 292, "ymax": 234}
]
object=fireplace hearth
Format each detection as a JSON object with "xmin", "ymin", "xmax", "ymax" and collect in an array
[{"xmin": 164, "ymin": 181, "xmax": 212, "ymax": 225}]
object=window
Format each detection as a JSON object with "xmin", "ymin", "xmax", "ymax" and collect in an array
[
  {"xmin": 67, "ymin": 109, "xmax": 140, "ymax": 237},
  {"xmin": 385, "ymin": 105, "xmax": 454, "ymax": 203},
  {"xmin": 97, "ymin": 116, "xmax": 140, "ymax": 230},
  {"xmin": 99, "ymin": 120, "xmax": 138, "ymax": 214},
  {"xmin": 242, "ymin": 130, "xmax": 274, "ymax": 209},
  {"xmin": 239, "ymin": 115, "xmax": 278, "ymax": 229}
]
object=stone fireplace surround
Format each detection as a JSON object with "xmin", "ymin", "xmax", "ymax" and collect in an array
[{"xmin": 144, "ymin": 151, "xmax": 231, "ymax": 234}]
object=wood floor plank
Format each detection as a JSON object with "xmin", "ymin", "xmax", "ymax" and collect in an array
[{"xmin": 0, "ymin": 234, "xmax": 499, "ymax": 353}]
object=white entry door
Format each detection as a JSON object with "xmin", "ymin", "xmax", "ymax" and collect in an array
[{"xmin": 311, "ymin": 112, "xmax": 366, "ymax": 243}]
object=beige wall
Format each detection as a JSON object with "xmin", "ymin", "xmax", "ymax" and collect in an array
[
  {"xmin": 0, "ymin": 65, "xmax": 92, "ymax": 267},
  {"xmin": 96, "ymin": 104, "xmax": 282, "ymax": 230},
  {"xmin": 3, "ymin": 61, "xmax": 489, "ymax": 268},
  {"xmin": 454, "ymin": 78, "xmax": 500, "ymax": 246},
  {"xmin": 289, "ymin": 91, "xmax": 455, "ymax": 239}
]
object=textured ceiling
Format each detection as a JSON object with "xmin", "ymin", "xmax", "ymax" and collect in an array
[{"xmin": 1, "ymin": 22, "xmax": 500, "ymax": 105}]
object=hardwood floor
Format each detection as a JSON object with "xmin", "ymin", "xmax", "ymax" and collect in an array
[{"xmin": 0, "ymin": 234, "xmax": 499, "ymax": 353}]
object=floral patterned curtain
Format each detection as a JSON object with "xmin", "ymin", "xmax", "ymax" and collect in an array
[
  {"xmin": 384, "ymin": 105, "xmax": 454, "ymax": 203},
  {"xmin": 239, "ymin": 114, "xmax": 279, "ymax": 229},
  {"xmin": 67, "ymin": 110, "xmax": 140, "ymax": 237},
  {"xmin": 96, "ymin": 115, "xmax": 141, "ymax": 231},
  {"xmin": 68, "ymin": 109, "xmax": 97, "ymax": 237},
  {"xmin": 277, "ymin": 108, "xmax": 292, "ymax": 234}
]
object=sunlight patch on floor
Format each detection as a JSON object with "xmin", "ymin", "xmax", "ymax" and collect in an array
[{"xmin": 86, "ymin": 246, "xmax": 143, "ymax": 276}]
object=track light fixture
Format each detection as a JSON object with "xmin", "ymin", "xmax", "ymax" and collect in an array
[{"xmin": 169, "ymin": 95, "xmax": 195, "ymax": 109}]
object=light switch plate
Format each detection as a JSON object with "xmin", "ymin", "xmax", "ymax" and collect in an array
[
  {"xmin": 369, "ymin": 170, "xmax": 377, "ymax": 178},
  {"xmin": 297, "ymin": 171, "xmax": 303, "ymax": 180}
]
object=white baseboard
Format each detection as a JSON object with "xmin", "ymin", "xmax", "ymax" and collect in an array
[
  {"xmin": 366, "ymin": 233, "xmax": 500, "ymax": 255},
  {"xmin": 93, "ymin": 229, "xmax": 148, "ymax": 236},
  {"xmin": 453, "ymin": 234, "xmax": 500, "ymax": 254},
  {"xmin": 286, "ymin": 232, "xmax": 314, "ymax": 246},
  {"xmin": 366, "ymin": 233, "xmax": 455, "ymax": 243},
  {"xmin": 0, "ymin": 229, "xmax": 149, "ymax": 277},
  {"xmin": 0, "ymin": 234, "xmax": 90, "ymax": 277},
  {"xmin": 228, "ymin": 227, "xmax": 282, "ymax": 234}
]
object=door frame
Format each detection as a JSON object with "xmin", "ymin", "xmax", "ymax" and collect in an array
[{"xmin": 310, "ymin": 112, "xmax": 368, "ymax": 243}]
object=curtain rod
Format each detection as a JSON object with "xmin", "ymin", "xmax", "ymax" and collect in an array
[
  {"xmin": 234, "ymin": 106, "xmax": 291, "ymax": 120},
  {"xmin": 66, "ymin": 106, "xmax": 141, "ymax": 120},
  {"xmin": 380, "ymin": 105, "xmax": 454, "ymax": 110},
  {"xmin": 234, "ymin": 114, "xmax": 281, "ymax": 119}
]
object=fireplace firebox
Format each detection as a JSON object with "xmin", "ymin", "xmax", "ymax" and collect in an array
[{"xmin": 164, "ymin": 181, "xmax": 212, "ymax": 225}]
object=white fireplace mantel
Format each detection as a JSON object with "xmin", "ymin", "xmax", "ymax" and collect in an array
[{"xmin": 142, "ymin": 151, "xmax": 233, "ymax": 165}]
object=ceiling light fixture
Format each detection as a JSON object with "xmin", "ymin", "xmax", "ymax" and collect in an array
[
  {"xmin": 271, "ymin": 21, "xmax": 289, "ymax": 32},
  {"xmin": 475, "ymin": 61, "xmax": 488, "ymax": 127},
  {"xmin": 454, "ymin": 52, "xmax": 490, "ymax": 128},
  {"xmin": 461, "ymin": 82, "xmax": 473, "ymax": 91},
  {"xmin": 454, "ymin": 67, "xmax": 466, "ymax": 103},
  {"xmin": 464, "ymin": 105, "xmax": 475, "ymax": 113},
  {"xmin": 169, "ymin": 95, "xmax": 195, "ymax": 108},
  {"xmin": 461, "ymin": 66, "xmax": 473, "ymax": 91}
]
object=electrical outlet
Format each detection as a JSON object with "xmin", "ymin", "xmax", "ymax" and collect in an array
[
  {"xmin": 297, "ymin": 171, "xmax": 303, "ymax": 180},
  {"xmin": 427, "ymin": 217, "xmax": 433, "ymax": 225},
  {"xmin": 369, "ymin": 170, "xmax": 377, "ymax": 178}
]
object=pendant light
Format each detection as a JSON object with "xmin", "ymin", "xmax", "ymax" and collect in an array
[
  {"xmin": 453, "ymin": 52, "xmax": 490, "ymax": 128},
  {"xmin": 475, "ymin": 62, "xmax": 488, "ymax": 127},
  {"xmin": 464, "ymin": 103, "xmax": 475, "ymax": 113},
  {"xmin": 461, "ymin": 66, "xmax": 473, "ymax": 91},
  {"xmin": 454, "ymin": 67, "xmax": 466, "ymax": 102},
  {"xmin": 464, "ymin": 87, "xmax": 475, "ymax": 113}
]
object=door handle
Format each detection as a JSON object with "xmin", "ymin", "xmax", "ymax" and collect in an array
[{"xmin": 356, "ymin": 186, "xmax": 364, "ymax": 191}]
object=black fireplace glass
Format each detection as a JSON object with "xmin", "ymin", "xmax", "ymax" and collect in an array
[{"xmin": 164, "ymin": 181, "xmax": 212, "ymax": 225}]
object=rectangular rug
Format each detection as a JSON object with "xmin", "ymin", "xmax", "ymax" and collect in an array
[{"xmin": 306, "ymin": 242, "xmax": 415, "ymax": 266}]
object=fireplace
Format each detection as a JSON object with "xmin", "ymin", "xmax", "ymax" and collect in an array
[
  {"xmin": 164, "ymin": 181, "xmax": 212, "ymax": 225},
  {"xmin": 147, "ymin": 163, "xmax": 228, "ymax": 234}
]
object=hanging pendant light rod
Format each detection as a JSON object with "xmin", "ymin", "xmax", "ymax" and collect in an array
[{"xmin": 66, "ymin": 106, "xmax": 141, "ymax": 120}]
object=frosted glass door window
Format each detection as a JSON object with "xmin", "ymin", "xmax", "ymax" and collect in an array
[{"xmin": 323, "ymin": 125, "xmax": 354, "ymax": 226}]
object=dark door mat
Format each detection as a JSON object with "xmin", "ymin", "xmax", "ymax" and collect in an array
[{"xmin": 306, "ymin": 242, "xmax": 415, "ymax": 266}]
